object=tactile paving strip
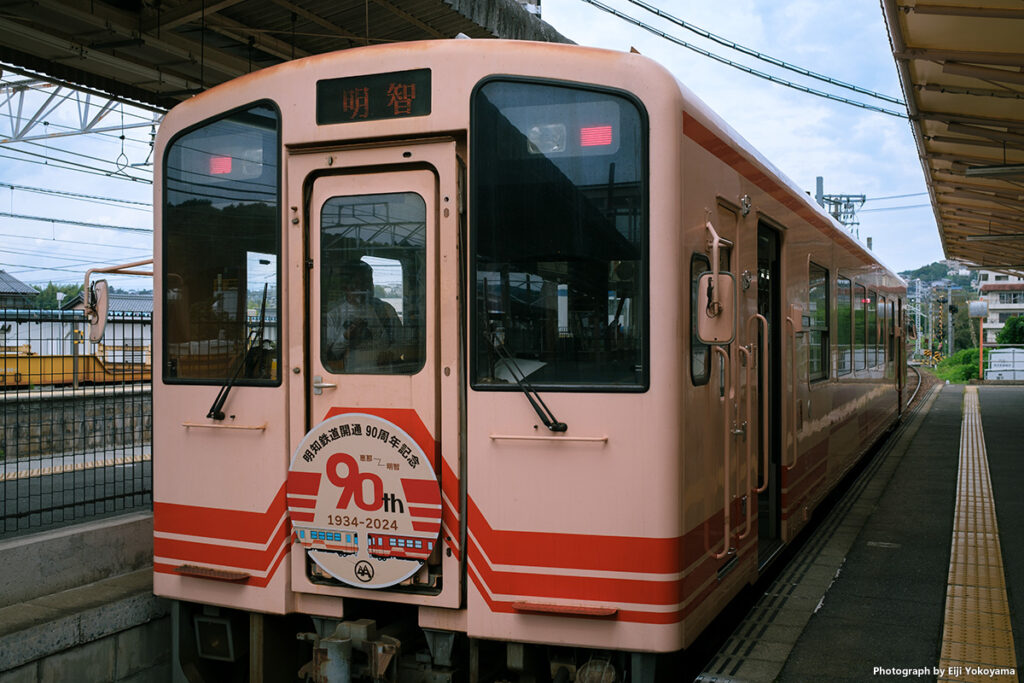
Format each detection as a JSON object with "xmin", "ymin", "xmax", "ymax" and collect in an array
[{"xmin": 937, "ymin": 386, "xmax": 1018, "ymax": 683}]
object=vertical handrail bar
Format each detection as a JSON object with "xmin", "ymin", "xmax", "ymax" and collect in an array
[
  {"xmin": 737, "ymin": 345, "xmax": 753, "ymax": 540},
  {"xmin": 748, "ymin": 313, "xmax": 769, "ymax": 493},
  {"xmin": 784, "ymin": 316, "xmax": 798, "ymax": 471},
  {"xmin": 711, "ymin": 345, "xmax": 733, "ymax": 559}
]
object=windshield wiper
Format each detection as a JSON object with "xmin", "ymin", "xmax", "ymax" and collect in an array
[
  {"xmin": 207, "ymin": 284, "xmax": 268, "ymax": 421},
  {"xmin": 487, "ymin": 331, "xmax": 567, "ymax": 432}
]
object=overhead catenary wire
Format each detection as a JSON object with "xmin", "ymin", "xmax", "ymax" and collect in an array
[
  {"xmin": 0, "ymin": 182, "xmax": 151, "ymax": 210},
  {"xmin": 0, "ymin": 211, "xmax": 151, "ymax": 234},
  {"xmin": 863, "ymin": 191, "xmax": 929, "ymax": 202},
  {"xmin": 577, "ymin": 0, "xmax": 909, "ymax": 119},
  {"xmin": 860, "ymin": 203, "xmax": 932, "ymax": 212},
  {"xmin": 623, "ymin": 0, "xmax": 905, "ymax": 105},
  {"xmin": 0, "ymin": 147, "xmax": 152, "ymax": 184}
]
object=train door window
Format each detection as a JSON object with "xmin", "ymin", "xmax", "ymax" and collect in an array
[
  {"xmin": 836, "ymin": 277, "xmax": 852, "ymax": 375},
  {"xmin": 690, "ymin": 253, "xmax": 711, "ymax": 385},
  {"xmin": 867, "ymin": 289, "xmax": 878, "ymax": 367},
  {"xmin": 163, "ymin": 102, "xmax": 281, "ymax": 385},
  {"xmin": 807, "ymin": 263, "xmax": 828, "ymax": 381},
  {"xmin": 854, "ymin": 284, "xmax": 866, "ymax": 371},
  {"xmin": 319, "ymin": 193, "xmax": 426, "ymax": 375},
  {"xmin": 470, "ymin": 79, "xmax": 647, "ymax": 390}
]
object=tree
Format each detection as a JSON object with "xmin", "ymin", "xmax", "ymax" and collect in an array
[
  {"xmin": 996, "ymin": 316, "xmax": 1024, "ymax": 345},
  {"xmin": 32, "ymin": 282, "xmax": 83, "ymax": 310}
]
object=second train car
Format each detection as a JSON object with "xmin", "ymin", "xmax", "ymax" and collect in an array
[{"xmin": 148, "ymin": 39, "xmax": 906, "ymax": 681}]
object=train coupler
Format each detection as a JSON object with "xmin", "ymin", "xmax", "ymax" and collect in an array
[{"xmin": 298, "ymin": 618, "xmax": 400, "ymax": 683}]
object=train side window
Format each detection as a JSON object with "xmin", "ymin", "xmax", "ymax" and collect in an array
[
  {"xmin": 807, "ymin": 262, "xmax": 828, "ymax": 381},
  {"xmin": 836, "ymin": 277, "xmax": 852, "ymax": 375},
  {"xmin": 854, "ymin": 284, "xmax": 866, "ymax": 371},
  {"xmin": 690, "ymin": 253, "xmax": 711, "ymax": 385},
  {"xmin": 867, "ymin": 289, "xmax": 878, "ymax": 367}
]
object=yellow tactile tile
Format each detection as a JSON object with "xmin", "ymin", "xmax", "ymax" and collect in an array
[{"xmin": 939, "ymin": 387, "xmax": 1019, "ymax": 682}]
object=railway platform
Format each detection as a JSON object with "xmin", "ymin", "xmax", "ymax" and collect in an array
[{"xmin": 698, "ymin": 383, "xmax": 1022, "ymax": 683}]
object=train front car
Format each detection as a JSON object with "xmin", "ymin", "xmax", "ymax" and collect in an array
[{"xmin": 152, "ymin": 39, "xmax": 904, "ymax": 681}]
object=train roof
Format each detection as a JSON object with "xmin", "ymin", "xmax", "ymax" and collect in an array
[{"xmin": 672, "ymin": 72, "xmax": 905, "ymax": 286}]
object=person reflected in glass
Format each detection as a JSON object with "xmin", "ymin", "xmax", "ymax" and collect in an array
[{"xmin": 325, "ymin": 260, "xmax": 402, "ymax": 371}]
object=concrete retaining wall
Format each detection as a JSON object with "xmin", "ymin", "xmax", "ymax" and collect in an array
[
  {"xmin": 0, "ymin": 386, "xmax": 151, "ymax": 459},
  {"xmin": 0, "ymin": 513, "xmax": 170, "ymax": 682}
]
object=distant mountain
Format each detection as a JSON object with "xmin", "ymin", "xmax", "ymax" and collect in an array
[
  {"xmin": 899, "ymin": 261, "xmax": 974, "ymax": 288},
  {"xmin": 899, "ymin": 262, "xmax": 949, "ymax": 282}
]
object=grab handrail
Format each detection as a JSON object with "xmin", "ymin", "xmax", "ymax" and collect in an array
[
  {"xmin": 711, "ymin": 345, "xmax": 733, "ymax": 559},
  {"xmin": 785, "ymin": 316, "xmax": 798, "ymax": 471},
  {"xmin": 737, "ymin": 345, "xmax": 753, "ymax": 541},
  {"xmin": 748, "ymin": 313, "xmax": 770, "ymax": 493}
]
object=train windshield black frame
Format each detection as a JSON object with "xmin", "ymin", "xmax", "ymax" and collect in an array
[
  {"xmin": 162, "ymin": 103, "xmax": 281, "ymax": 385},
  {"xmin": 470, "ymin": 79, "xmax": 648, "ymax": 392}
]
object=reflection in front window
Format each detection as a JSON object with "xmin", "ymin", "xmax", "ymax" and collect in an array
[
  {"xmin": 471, "ymin": 80, "xmax": 647, "ymax": 390},
  {"xmin": 320, "ymin": 192, "xmax": 426, "ymax": 375},
  {"xmin": 162, "ymin": 104, "xmax": 280, "ymax": 384}
]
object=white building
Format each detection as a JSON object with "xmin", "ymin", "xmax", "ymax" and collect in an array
[{"xmin": 977, "ymin": 270, "xmax": 1024, "ymax": 344}]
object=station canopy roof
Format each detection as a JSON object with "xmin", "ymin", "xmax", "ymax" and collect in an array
[
  {"xmin": 0, "ymin": 0, "xmax": 568, "ymax": 111},
  {"xmin": 882, "ymin": 1, "xmax": 1024, "ymax": 271}
]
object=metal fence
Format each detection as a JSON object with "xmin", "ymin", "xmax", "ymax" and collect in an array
[{"xmin": 1, "ymin": 308, "xmax": 152, "ymax": 537}]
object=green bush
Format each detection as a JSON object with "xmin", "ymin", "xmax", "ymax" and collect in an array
[{"xmin": 935, "ymin": 347, "xmax": 987, "ymax": 383}]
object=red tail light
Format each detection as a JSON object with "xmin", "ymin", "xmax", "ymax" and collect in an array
[
  {"xmin": 209, "ymin": 155, "xmax": 233, "ymax": 175},
  {"xmin": 580, "ymin": 125, "xmax": 613, "ymax": 147}
]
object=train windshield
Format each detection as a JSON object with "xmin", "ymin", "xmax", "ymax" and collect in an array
[
  {"xmin": 471, "ymin": 80, "xmax": 647, "ymax": 390},
  {"xmin": 162, "ymin": 103, "xmax": 281, "ymax": 384}
]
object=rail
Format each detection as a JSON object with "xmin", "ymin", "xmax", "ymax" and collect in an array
[{"xmin": 906, "ymin": 364, "xmax": 922, "ymax": 408}]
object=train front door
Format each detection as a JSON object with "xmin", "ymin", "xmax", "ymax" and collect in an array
[
  {"xmin": 290, "ymin": 140, "xmax": 463, "ymax": 606},
  {"xmin": 756, "ymin": 223, "xmax": 783, "ymax": 566}
]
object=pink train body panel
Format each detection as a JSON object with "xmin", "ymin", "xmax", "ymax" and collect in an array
[{"xmin": 151, "ymin": 39, "xmax": 905, "ymax": 672}]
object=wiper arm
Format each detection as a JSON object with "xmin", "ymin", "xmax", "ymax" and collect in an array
[
  {"xmin": 207, "ymin": 284, "xmax": 268, "ymax": 421},
  {"xmin": 487, "ymin": 331, "xmax": 567, "ymax": 432}
]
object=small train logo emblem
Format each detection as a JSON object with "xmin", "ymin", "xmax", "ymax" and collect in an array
[
  {"xmin": 287, "ymin": 413, "xmax": 441, "ymax": 589},
  {"xmin": 354, "ymin": 561, "xmax": 374, "ymax": 583}
]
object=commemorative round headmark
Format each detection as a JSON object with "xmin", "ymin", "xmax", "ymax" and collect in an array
[{"xmin": 286, "ymin": 413, "xmax": 441, "ymax": 588}]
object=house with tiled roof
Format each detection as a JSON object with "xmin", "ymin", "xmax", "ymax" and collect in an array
[
  {"xmin": 0, "ymin": 270, "xmax": 37, "ymax": 309},
  {"xmin": 61, "ymin": 291, "xmax": 153, "ymax": 315}
]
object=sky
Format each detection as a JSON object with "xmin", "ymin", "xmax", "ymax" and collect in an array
[
  {"xmin": 0, "ymin": 0, "xmax": 946, "ymax": 294},
  {"xmin": 0, "ymin": 88, "xmax": 156, "ymax": 292},
  {"xmin": 541, "ymin": 0, "xmax": 945, "ymax": 273}
]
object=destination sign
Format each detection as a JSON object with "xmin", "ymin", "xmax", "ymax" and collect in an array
[{"xmin": 316, "ymin": 69, "xmax": 431, "ymax": 124}]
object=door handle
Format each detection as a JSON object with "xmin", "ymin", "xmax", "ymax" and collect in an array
[{"xmin": 312, "ymin": 376, "xmax": 337, "ymax": 395}]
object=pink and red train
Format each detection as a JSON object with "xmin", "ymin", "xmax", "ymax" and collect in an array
[{"xmin": 149, "ymin": 39, "xmax": 905, "ymax": 681}]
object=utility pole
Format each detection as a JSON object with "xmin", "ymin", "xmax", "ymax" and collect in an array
[
  {"xmin": 815, "ymin": 176, "xmax": 866, "ymax": 238},
  {"xmin": 948, "ymin": 302, "xmax": 954, "ymax": 356}
]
